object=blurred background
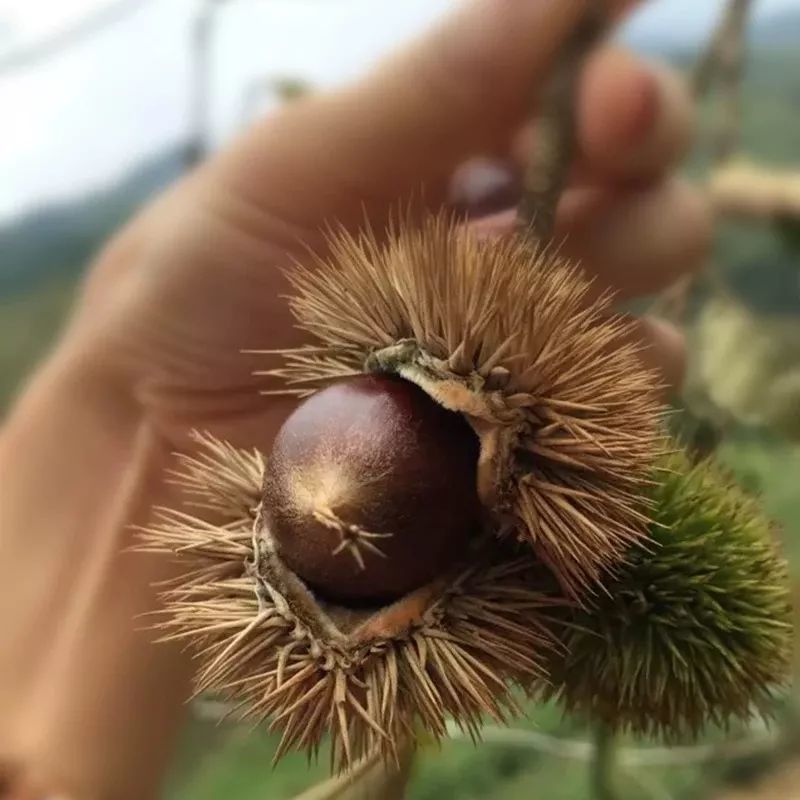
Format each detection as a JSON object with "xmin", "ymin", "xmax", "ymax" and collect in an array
[{"xmin": 1, "ymin": 1, "xmax": 800, "ymax": 798}]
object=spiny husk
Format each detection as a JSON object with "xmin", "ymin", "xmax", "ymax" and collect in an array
[
  {"xmin": 548, "ymin": 450, "xmax": 793, "ymax": 738},
  {"xmin": 259, "ymin": 214, "xmax": 664, "ymax": 596},
  {"xmin": 140, "ymin": 432, "xmax": 562, "ymax": 772}
]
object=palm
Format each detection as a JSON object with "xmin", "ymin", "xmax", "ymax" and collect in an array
[{"xmin": 78, "ymin": 178, "xmax": 331, "ymax": 448}]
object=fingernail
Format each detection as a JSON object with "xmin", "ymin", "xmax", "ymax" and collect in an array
[
  {"xmin": 448, "ymin": 158, "xmax": 521, "ymax": 219},
  {"xmin": 625, "ymin": 65, "xmax": 661, "ymax": 148},
  {"xmin": 624, "ymin": 61, "xmax": 694, "ymax": 175}
]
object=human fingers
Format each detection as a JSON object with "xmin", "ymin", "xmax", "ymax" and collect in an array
[
  {"xmin": 450, "ymin": 47, "xmax": 694, "ymax": 218},
  {"xmin": 622, "ymin": 314, "xmax": 687, "ymax": 393},
  {"xmin": 510, "ymin": 48, "xmax": 694, "ymax": 186},
  {"xmin": 202, "ymin": 0, "xmax": 639, "ymax": 233},
  {"xmin": 469, "ymin": 177, "xmax": 712, "ymax": 299}
]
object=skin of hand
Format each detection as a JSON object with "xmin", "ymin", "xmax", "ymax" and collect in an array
[{"xmin": 0, "ymin": 1, "xmax": 711, "ymax": 797}]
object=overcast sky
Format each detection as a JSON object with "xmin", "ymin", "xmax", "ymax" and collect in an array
[{"xmin": 1, "ymin": 0, "xmax": 799, "ymax": 223}]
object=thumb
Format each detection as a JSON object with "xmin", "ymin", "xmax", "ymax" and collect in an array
[{"xmin": 204, "ymin": 0, "xmax": 637, "ymax": 231}]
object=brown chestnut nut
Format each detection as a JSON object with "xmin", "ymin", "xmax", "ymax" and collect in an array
[{"xmin": 261, "ymin": 373, "xmax": 481, "ymax": 604}]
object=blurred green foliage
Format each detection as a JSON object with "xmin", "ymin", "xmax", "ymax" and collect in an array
[{"xmin": 0, "ymin": 276, "xmax": 76, "ymax": 413}]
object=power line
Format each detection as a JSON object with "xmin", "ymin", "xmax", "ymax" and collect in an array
[{"xmin": 0, "ymin": 0, "xmax": 149, "ymax": 74}]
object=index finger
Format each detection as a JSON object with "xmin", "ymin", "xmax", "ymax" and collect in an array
[{"xmin": 203, "ymin": 1, "xmax": 640, "ymax": 233}]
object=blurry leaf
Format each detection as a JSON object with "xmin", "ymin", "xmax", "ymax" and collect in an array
[
  {"xmin": 774, "ymin": 215, "xmax": 800, "ymax": 252},
  {"xmin": 696, "ymin": 295, "xmax": 800, "ymax": 439},
  {"xmin": 710, "ymin": 160, "xmax": 800, "ymax": 222},
  {"xmin": 272, "ymin": 76, "xmax": 313, "ymax": 103}
]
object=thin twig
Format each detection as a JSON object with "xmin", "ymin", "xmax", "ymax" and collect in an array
[
  {"xmin": 713, "ymin": 0, "xmax": 754, "ymax": 163},
  {"xmin": 625, "ymin": 768, "xmax": 675, "ymax": 800},
  {"xmin": 691, "ymin": 0, "xmax": 753, "ymax": 106},
  {"xmin": 652, "ymin": 0, "xmax": 754, "ymax": 326},
  {"xmin": 691, "ymin": 27, "xmax": 725, "ymax": 100},
  {"xmin": 516, "ymin": 4, "xmax": 607, "ymax": 244},
  {"xmin": 444, "ymin": 722, "xmax": 780, "ymax": 767},
  {"xmin": 291, "ymin": 746, "xmax": 414, "ymax": 800},
  {"xmin": 592, "ymin": 724, "xmax": 620, "ymax": 800},
  {"xmin": 186, "ymin": 0, "xmax": 232, "ymax": 167},
  {"xmin": 291, "ymin": 751, "xmax": 382, "ymax": 800},
  {"xmin": 0, "ymin": 0, "xmax": 144, "ymax": 73},
  {"xmin": 710, "ymin": 161, "xmax": 800, "ymax": 222}
]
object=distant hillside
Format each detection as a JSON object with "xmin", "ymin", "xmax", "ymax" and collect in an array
[
  {"xmin": 0, "ymin": 144, "xmax": 185, "ymax": 296},
  {"xmin": 0, "ymin": 13, "xmax": 799, "ymax": 308}
]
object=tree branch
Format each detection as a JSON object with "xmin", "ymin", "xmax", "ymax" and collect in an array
[
  {"xmin": 652, "ymin": 0, "xmax": 755, "ymax": 327},
  {"xmin": 516, "ymin": 4, "xmax": 606, "ymax": 244},
  {"xmin": 591, "ymin": 725, "xmax": 620, "ymax": 800},
  {"xmin": 291, "ymin": 745, "xmax": 414, "ymax": 800},
  {"xmin": 710, "ymin": 162, "xmax": 800, "ymax": 222},
  {"xmin": 444, "ymin": 722, "xmax": 781, "ymax": 767},
  {"xmin": 713, "ymin": 0, "xmax": 754, "ymax": 163}
]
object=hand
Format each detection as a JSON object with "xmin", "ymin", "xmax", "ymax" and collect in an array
[{"xmin": 0, "ymin": 1, "xmax": 710, "ymax": 797}]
